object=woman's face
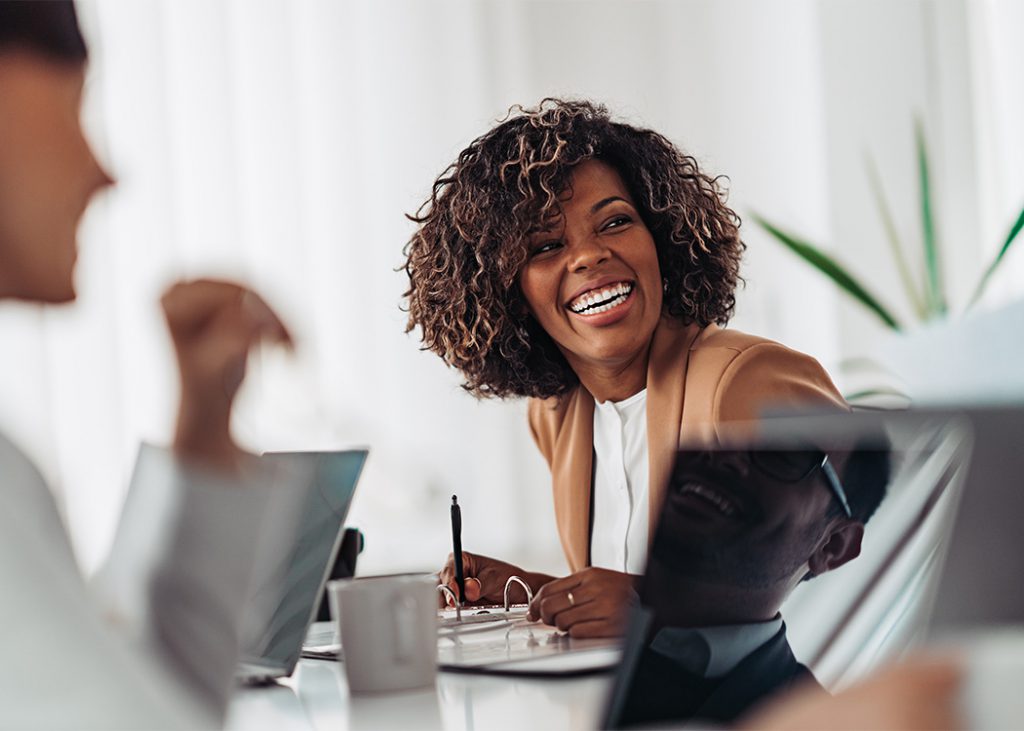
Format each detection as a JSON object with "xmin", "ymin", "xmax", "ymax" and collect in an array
[{"xmin": 518, "ymin": 159, "xmax": 663, "ymax": 380}]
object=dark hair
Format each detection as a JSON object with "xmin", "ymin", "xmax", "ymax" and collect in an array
[
  {"xmin": 403, "ymin": 99, "xmax": 745, "ymax": 400},
  {"xmin": 0, "ymin": 1, "xmax": 87, "ymax": 63}
]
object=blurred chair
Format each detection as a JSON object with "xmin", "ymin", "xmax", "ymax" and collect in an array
[{"xmin": 315, "ymin": 527, "xmax": 364, "ymax": 621}]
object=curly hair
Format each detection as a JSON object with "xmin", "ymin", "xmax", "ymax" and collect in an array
[{"xmin": 403, "ymin": 98, "xmax": 745, "ymax": 400}]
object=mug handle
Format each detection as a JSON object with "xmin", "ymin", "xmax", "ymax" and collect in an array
[{"xmin": 392, "ymin": 593, "xmax": 420, "ymax": 664}]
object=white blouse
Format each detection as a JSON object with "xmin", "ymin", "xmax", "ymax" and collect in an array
[{"xmin": 590, "ymin": 388, "xmax": 650, "ymax": 574}]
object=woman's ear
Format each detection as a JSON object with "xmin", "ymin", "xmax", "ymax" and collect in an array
[{"xmin": 808, "ymin": 521, "xmax": 864, "ymax": 577}]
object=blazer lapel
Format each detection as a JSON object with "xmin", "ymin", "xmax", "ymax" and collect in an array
[
  {"xmin": 551, "ymin": 388, "xmax": 595, "ymax": 572},
  {"xmin": 646, "ymin": 318, "xmax": 703, "ymax": 537}
]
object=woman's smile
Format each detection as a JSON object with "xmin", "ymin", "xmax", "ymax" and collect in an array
[{"xmin": 566, "ymin": 279, "xmax": 637, "ymax": 325}]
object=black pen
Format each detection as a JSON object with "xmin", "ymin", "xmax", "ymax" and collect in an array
[{"xmin": 451, "ymin": 495, "xmax": 466, "ymax": 608}]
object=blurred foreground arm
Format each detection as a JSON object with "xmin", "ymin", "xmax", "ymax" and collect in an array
[
  {"xmin": 163, "ymin": 279, "xmax": 291, "ymax": 471},
  {"xmin": 89, "ymin": 281, "xmax": 301, "ymax": 726},
  {"xmin": 739, "ymin": 656, "xmax": 964, "ymax": 731}
]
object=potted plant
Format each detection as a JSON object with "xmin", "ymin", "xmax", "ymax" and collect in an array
[{"xmin": 752, "ymin": 123, "xmax": 1024, "ymax": 404}]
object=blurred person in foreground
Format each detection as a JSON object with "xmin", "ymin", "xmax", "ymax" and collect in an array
[{"xmin": 0, "ymin": 3, "xmax": 296, "ymax": 727}]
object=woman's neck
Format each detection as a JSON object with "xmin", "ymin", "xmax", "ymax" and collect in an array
[{"xmin": 569, "ymin": 346, "xmax": 650, "ymax": 403}]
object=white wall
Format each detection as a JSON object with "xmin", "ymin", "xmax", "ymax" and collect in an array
[
  {"xmin": 0, "ymin": 0, "xmax": 1016, "ymax": 577},
  {"xmin": 968, "ymin": 0, "xmax": 1024, "ymax": 307}
]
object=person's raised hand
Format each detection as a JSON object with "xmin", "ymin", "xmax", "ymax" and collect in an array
[
  {"xmin": 527, "ymin": 567, "xmax": 639, "ymax": 638},
  {"xmin": 162, "ymin": 279, "xmax": 292, "ymax": 472},
  {"xmin": 438, "ymin": 552, "xmax": 534, "ymax": 608}
]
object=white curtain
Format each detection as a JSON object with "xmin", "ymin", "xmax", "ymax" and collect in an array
[{"xmin": 0, "ymin": 0, "xmax": 1017, "ymax": 576}]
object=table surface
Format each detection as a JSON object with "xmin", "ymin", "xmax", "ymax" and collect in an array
[
  {"xmin": 228, "ymin": 658, "xmax": 613, "ymax": 731},
  {"xmin": 227, "ymin": 630, "xmax": 1024, "ymax": 730}
]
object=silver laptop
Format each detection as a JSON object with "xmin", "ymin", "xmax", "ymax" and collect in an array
[{"xmin": 236, "ymin": 449, "xmax": 368, "ymax": 684}]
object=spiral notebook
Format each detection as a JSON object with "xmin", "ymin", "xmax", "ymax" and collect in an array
[{"xmin": 303, "ymin": 604, "xmax": 621, "ymax": 676}]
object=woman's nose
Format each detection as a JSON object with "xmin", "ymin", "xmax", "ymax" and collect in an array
[{"xmin": 568, "ymin": 235, "xmax": 611, "ymax": 272}]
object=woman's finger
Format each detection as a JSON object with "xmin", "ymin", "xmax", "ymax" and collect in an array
[
  {"xmin": 550, "ymin": 598, "xmax": 603, "ymax": 632},
  {"xmin": 528, "ymin": 575, "xmax": 582, "ymax": 619},
  {"xmin": 536, "ymin": 588, "xmax": 595, "ymax": 626},
  {"xmin": 446, "ymin": 576, "xmax": 482, "ymax": 603}
]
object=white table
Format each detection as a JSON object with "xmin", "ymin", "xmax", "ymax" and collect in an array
[{"xmin": 228, "ymin": 659, "xmax": 613, "ymax": 731}]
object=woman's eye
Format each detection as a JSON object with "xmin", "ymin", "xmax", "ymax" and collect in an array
[
  {"xmin": 602, "ymin": 215, "xmax": 632, "ymax": 231},
  {"xmin": 530, "ymin": 240, "xmax": 562, "ymax": 257}
]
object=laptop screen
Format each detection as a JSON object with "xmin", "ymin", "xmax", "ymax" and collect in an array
[{"xmin": 240, "ymin": 449, "xmax": 368, "ymax": 672}]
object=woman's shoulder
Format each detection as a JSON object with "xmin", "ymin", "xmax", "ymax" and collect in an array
[
  {"xmin": 682, "ymin": 324, "xmax": 847, "ymax": 422},
  {"xmin": 691, "ymin": 323, "xmax": 788, "ymax": 354},
  {"xmin": 686, "ymin": 324, "xmax": 830, "ymax": 374},
  {"xmin": 649, "ymin": 322, "xmax": 813, "ymax": 377},
  {"xmin": 652, "ymin": 319, "xmax": 792, "ymax": 362}
]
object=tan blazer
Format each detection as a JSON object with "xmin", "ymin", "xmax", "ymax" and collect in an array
[{"xmin": 527, "ymin": 317, "xmax": 848, "ymax": 573}]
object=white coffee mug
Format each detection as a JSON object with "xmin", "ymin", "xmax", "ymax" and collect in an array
[{"xmin": 327, "ymin": 574, "xmax": 438, "ymax": 694}]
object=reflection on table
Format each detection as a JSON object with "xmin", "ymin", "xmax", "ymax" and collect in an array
[{"xmin": 228, "ymin": 659, "xmax": 611, "ymax": 731}]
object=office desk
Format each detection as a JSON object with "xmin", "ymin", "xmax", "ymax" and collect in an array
[{"xmin": 229, "ymin": 659, "xmax": 612, "ymax": 730}]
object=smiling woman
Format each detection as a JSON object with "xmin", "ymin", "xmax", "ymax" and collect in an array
[{"xmin": 403, "ymin": 99, "xmax": 849, "ymax": 639}]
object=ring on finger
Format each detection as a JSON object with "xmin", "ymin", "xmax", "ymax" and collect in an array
[{"xmin": 567, "ymin": 591, "xmax": 575, "ymax": 607}]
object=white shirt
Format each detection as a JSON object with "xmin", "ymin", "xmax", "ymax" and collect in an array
[
  {"xmin": 590, "ymin": 388, "xmax": 649, "ymax": 574},
  {"xmin": 0, "ymin": 436, "xmax": 301, "ymax": 728}
]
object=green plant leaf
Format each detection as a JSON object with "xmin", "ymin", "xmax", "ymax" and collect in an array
[
  {"xmin": 841, "ymin": 392, "xmax": 913, "ymax": 411},
  {"xmin": 751, "ymin": 214, "xmax": 902, "ymax": 331},
  {"xmin": 916, "ymin": 119, "xmax": 947, "ymax": 317},
  {"xmin": 969, "ymin": 203, "xmax": 1024, "ymax": 307},
  {"xmin": 865, "ymin": 152, "xmax": 927, "ymax": 319}
]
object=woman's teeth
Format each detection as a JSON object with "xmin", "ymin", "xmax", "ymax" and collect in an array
[{"xmin": 569, "ymin": 282, "xmax": 634, "ymax": 314}]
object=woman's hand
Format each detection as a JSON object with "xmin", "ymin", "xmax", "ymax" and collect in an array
[
  {"xmin": 527, "ymin": 567, "xmax": 639, "ymax": 638},
  {"xmin": 438, "ymin": 552, "xmax": 546, "ymax": 607},
  {"xmin": 162, "ymin": 279, "xmax": 292, "ymax": 472}
]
